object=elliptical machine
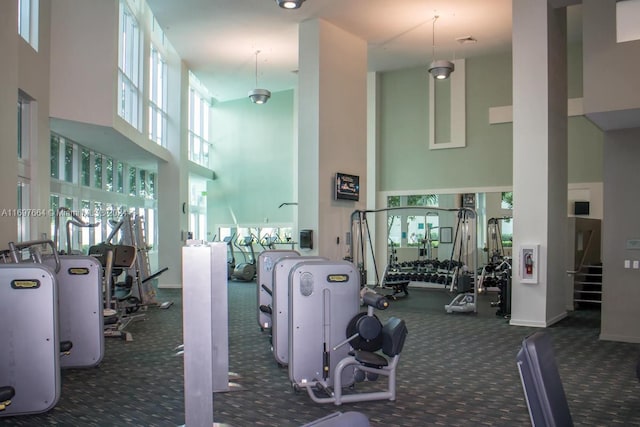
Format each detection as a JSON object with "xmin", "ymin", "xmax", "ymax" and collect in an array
[
  {"xmin": 222, "ymin": 234, "xmax": 236, "ymax": 279},
  {"xmin": 231, "ymin": 235, "xmax": 256, "ymax": 281}
]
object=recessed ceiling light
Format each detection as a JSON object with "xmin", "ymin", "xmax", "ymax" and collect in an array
[{"xmin": 276, "ymin": 0, "xmax": 305, "ymax": 9}]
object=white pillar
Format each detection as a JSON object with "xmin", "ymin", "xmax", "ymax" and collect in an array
[
  {"xmin": 510, "ymin": 0, "xmax": 569, "ymax": 327},
  {"xmin": 297, "ymin": 19, "xmax": 368, "ymax": 260}
]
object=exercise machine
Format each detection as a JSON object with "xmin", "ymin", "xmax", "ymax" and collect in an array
[
  {"xmin": 231, "ymin": 235, "xmax": 256, "ymax": 281},
  {"xmin": 271, "ymin": 255, "xmax": 326, "ymax": 366},
  {"xmin": 349, "ymin": 206, "xmax": 478, "ymax": 313},
  {"xmin": 88, "ymin": 242, "xmax": 139, "ymax": 341},
  {"xmin": 222, "ymin": 234, "xmax": 236, "ymax": 279},
  {"xmin": 3, "ymin": 239, "xmax": 104, "ymax": 368},
  {"xmin": 288, "ymin": 260, "xmax": 361, "ymax": 393},
  {"xmin": 298, "ymin": 289, "xmax": 408, "ymax": 405},
  {"xmin": 380, "ymin": 240, "xmax": 409, "ymax": 300},
  {"xmin": 105, "ymin": 212, "xmax": 170, "ymax": 308},
  {"xmin": 484, "ymin": 259, "xmax": 512, "ymax": 318},
  {"xmin": 42, "ymin": 254, "xmax": 104, "ymax": 368},
  {"xmin": 487, "ymin": 217, "xmax": 511, "ymax": 264},
  {"xmin": 256, "ymin": 249, "xmax": 299, "ymax": 330},
  {"xmin": 516, "ymin": 332, "xmax": 573, "ymax": 426},
  {"xmin": 53, "ymin": 206, "xmax": 100, "ymax": 255},
  {"xmin": 0, "ymin": 263, "xmax": 61, "ymax": 417},
  {"xmin": 444, "ymin": 208, "xmax": 478, "ymax": 313}
]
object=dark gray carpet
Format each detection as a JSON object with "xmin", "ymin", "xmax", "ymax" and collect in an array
[{"xmin": 1, "ymin": 282, "xmax": 639, "ymax": 426}]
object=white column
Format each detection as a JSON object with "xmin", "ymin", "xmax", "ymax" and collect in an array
[
  {"xmin": 297, "ymin": 19, "xmax": 368, "ymax": 260},
  {"xmin": 510, "ymin": 0, "xmax": 569, "ymax": 327}
]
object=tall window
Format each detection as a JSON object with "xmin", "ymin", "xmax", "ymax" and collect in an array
[
  {"xmin": 18, "ymin": 0, "xmax": 39, "ymax": 51},
  {"xmin": 117, "ymin": 161, "xmax": 124, "ymax": 193},
  {"xmin": 149, "ymin": 45, "xmax": 168, "ymax": 146},
  {"xmin": 94, "ymin": 154, "xmax": 103, "ymax": 189},
  {"xmin": 64, "ymin": 141, "xmax": 74, "ymax": 183},
  {"xmin": 118, "ymin": 0, "xmax": 142, "ymax": 130},
  {"xmin": 105, "ymin": 157, "xmax": 114, "ymax": 191},
  {"xmin": 18, "ymin": 93, "xmax": 34, "ymax": 241},
  {"xmin": 189, "ymin": 177, "xmax": 208, "ymax": 240},
  {"xmin": 49, "ymin": 194, "xmax": 59, "ymax": 243},
  {"xmin": 501, "ymin": 192, "xmax": 513, "ymax": 209},
  {"xmin": 50, "ymin": 135, "xmax": 77, "ymax": 184},
  {"xmin": 188, "ymin": 72, "xmax": 211, "ymax": 168},
  {"xmin": 129, "ymin": 166, "xmax": 137, "ymax": 196},
  {"xmin": 17, "ymin": 94, "xmax": 32, "ymax": 162},
  {"xmin": 81, "ymin": 148, "xmax": 91, "ymax": 186}
]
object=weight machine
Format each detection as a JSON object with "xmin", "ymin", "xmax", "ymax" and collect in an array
[
  {"xmin": 487, "ymin": 216, "xmax": 511, "ymax": 263},
  {"xmin": 1, "ymin": 239, "xmax": 104, "ymax": 367},
  {"xmin": 105, "ymin": 212, "xmax": 169, "ymax": 308},
  {"xmin": 349, "ymin": 206, "xmax": 479, "ymax": 313}
]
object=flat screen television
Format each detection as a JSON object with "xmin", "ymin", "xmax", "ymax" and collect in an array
[
  {"xmin": 335, "ymin": 172, "xmax": 360, "ymax": 201},
  {"xmin": 574, "ymin": 201, "xmax": 590, "ymax": 216}
]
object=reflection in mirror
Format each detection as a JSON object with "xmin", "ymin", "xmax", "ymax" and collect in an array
[{"xmin": 386, "ymin": 192, "xmax": 513, "ymax": 267}]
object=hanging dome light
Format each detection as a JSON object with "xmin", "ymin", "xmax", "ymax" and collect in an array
[
  {"xmin": 248, "ymin": 51, "xmax": 271, "ymax": 105},
  {"xmin": 427, "ymin": 16, "xmax": 454, "ymax": 80},
  {"xmin": 428, "ymin": 59, "xmax": 455, "ymax": 80},
  {"xmin": 248, "ymin": 88, "xmax": 271, "ymax": 105}
]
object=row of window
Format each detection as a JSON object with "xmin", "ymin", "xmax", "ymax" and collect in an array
[
  {"xmin": 50, "ymin": 195, "xmax": 155, "ymax": 255},
  {"xmin": 15, "ymin": 0, "xmax": 212, "ymax": 247},
  {"xmin": 50, "ymin": 134, "xmax": 156, "ymax": 199},
  {"xmin": 117, "ymin": 0, "xmax": 213, "ymax": 171},
  {"xmin": 48, "ymin": 132, "xmax": 158, "ymax": 254}
]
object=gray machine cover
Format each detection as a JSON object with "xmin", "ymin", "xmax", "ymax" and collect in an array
[
  {"xmin": 257, "ymin": 250, "xmax": 299, "ymax": 329},
  {"xmin": 0, "ymin": 264, "xmax": 61, "ymax": 416},
  {"xmin": 272, "ymin": 256, "xmax": 326, "ymax": 366},
  {"xmin": 44, "ymin": 255, "xmax": 104, "ymax": 368},
  {"xmin": 288, "ymin": 260, "xmax": 360, "ymax": 388}
]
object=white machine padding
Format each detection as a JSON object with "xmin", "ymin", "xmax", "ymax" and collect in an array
[
  {"xmin": 272, "ymin": 256, "xmax": 326, "ymax": 366},
  {"xmin": 0, "ymin": 264, "xmax": 61, "ymax": 416},
  {"xmin": 288, "ymin": 260, "xmax": 360, "ymax": 388},
  {"xmin": 43, "ymin": 255, "xmax": 104, "ymax": 368},
  {"xmin": 257, "ymin": 250, "xmax": 299, "ymax": 329}
]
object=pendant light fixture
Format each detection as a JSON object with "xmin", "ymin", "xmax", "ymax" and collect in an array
[
  {"xmin": 248, "ymin": 50, "xmax": 271, "ymax": 104},
  {"xmin": 427, "ymin": 15, "xmax": 454, "ymax": 80},
  {"xmin": 276, "ymin": 0, "xmax": 305, "ymax": 9}
]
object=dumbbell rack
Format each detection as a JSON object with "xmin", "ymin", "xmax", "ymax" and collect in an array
[{"xmin": 382, "ymin": 258, "xmax": 468, "ymax": 290}]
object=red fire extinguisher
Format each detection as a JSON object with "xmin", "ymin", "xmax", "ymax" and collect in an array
[{"xmin": 525, "ymin": 253, "xmax": 533, "ymax": 275}]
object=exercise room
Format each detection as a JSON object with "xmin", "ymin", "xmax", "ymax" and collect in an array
[{"xmin": 1, "ymin": 0, "xmax": 639, "ymax": 425}]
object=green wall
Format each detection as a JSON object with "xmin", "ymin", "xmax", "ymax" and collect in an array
[
  {"xmin": 209, "ymin": 89, "xmax": 295, "ymax": 228},
  {"xmin": 378, "ymin": 44, "xmax": 602, "ymax": 193},
  {"xmin": 209, "ymin": 45, "xmax": 603, "ymax": 229}
]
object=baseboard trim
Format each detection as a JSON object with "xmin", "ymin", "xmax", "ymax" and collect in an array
[
  {"xmin": 599, "ymin": 333, "xmax": 640, "ymax": 344},
  {"xmin": 509, "ymin": 311, "xmax": 567, "ymax": 328}
]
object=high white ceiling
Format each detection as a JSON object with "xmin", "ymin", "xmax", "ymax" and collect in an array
[{"xmin": 146, "ymin": 0, "xmax": 582, "ymax": 103}]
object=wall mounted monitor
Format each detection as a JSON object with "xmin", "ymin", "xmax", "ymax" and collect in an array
[
  {"xmin": 574, "ymin": 201, "xmax": 590, "ymax": 216},
  {"xmin": 335, "ymin": 172, "xmax": 359, "ymax": 201}
]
